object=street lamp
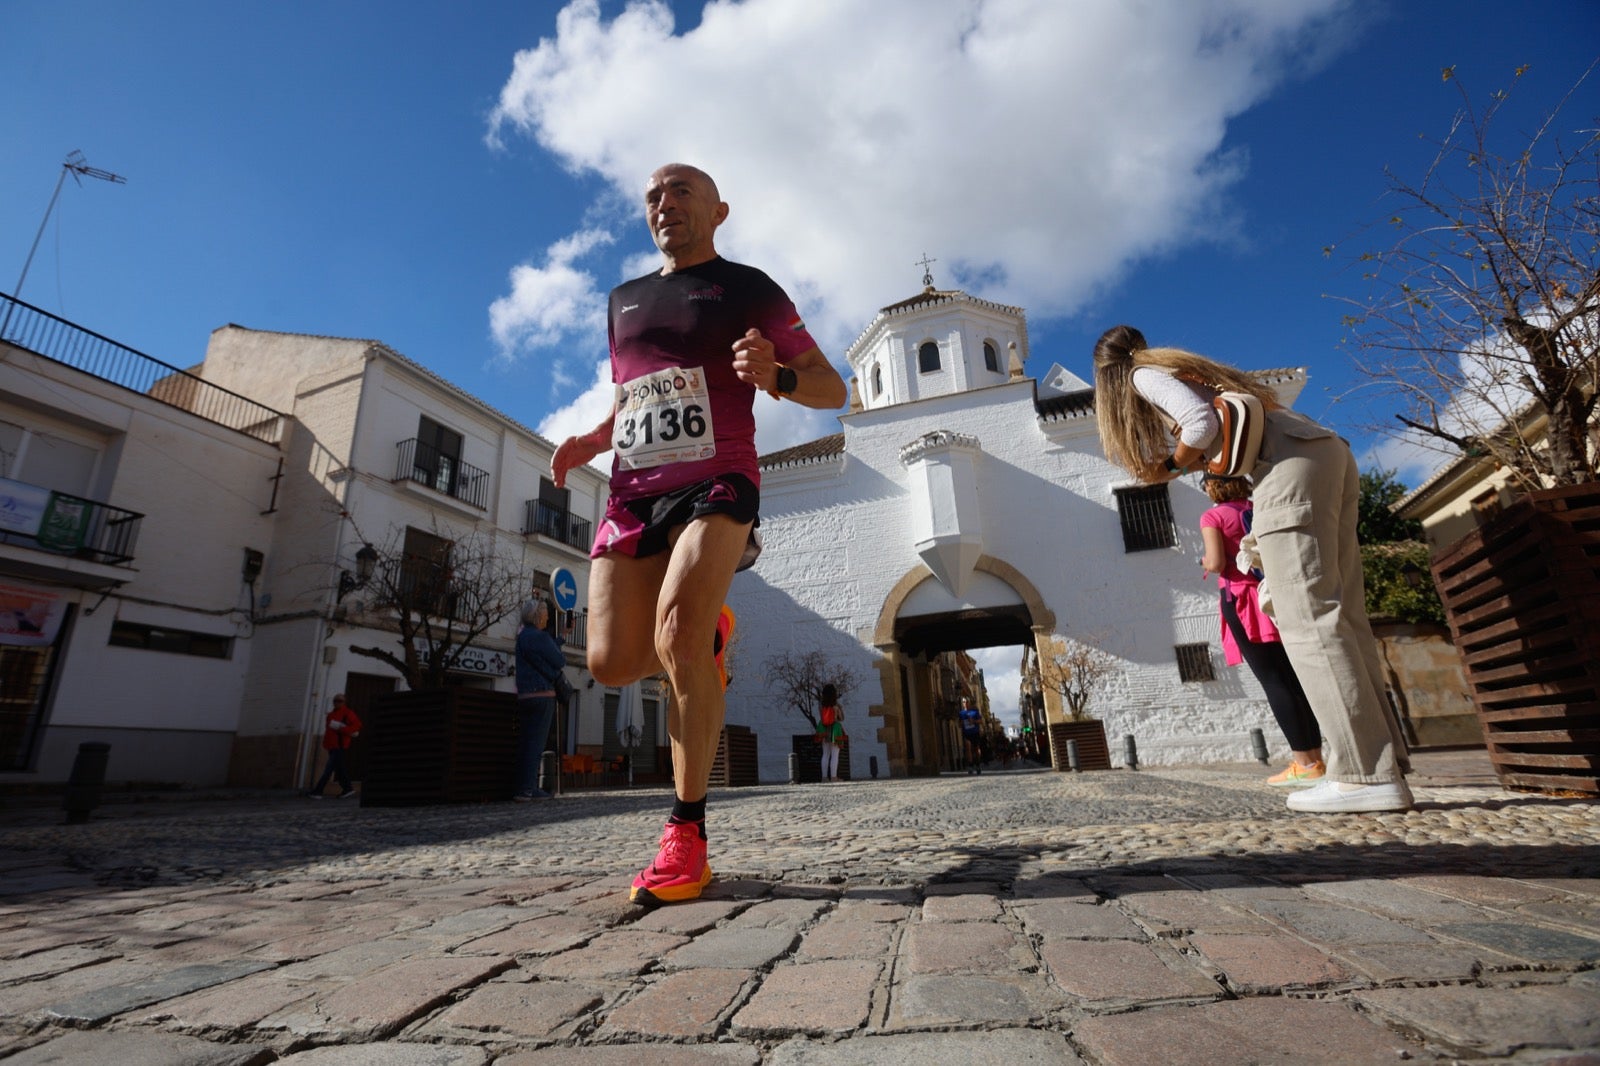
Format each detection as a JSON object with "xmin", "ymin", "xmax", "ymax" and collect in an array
[
  {"xmin": 338, "ymin": 543, "xmax": 378, "ymax": 601},
  {"xmin": 1400, "ymin": 560, "xmax": 1426, "ymax": 590}
]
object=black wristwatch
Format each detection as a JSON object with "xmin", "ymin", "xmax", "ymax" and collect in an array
[
  {"xmin": 1163, "ymin": 455, "xmax": 1180, "ymax": 473},
  {"xmin": 775, "ymin": 365, "xmax": 798, "ymax": 396}
]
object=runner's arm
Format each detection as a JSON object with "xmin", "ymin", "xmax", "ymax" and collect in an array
[
  {"xmin": 732, "ymin": 328, "xmax": 847, "ymax": 410},
  {"xmin": 551, "ymin": 404, "xmax": 617, "ymax": 488}
]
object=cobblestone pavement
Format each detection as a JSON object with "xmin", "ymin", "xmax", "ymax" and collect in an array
[{"xmin": 2, "ymin": 751, "xmax": 1598, "ymax": 1064}]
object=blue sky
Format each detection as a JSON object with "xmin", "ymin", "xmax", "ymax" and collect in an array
[
  {"xmin": 5, "ymin": 0, "xmax": 1595, "ymax": 485},
  {"xmin": 5, "ymin": 1, "xmax": 1594, "ymax": 727}
]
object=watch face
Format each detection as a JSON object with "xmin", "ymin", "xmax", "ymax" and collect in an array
[{"xmin": 778, "ymin": 366, "xmax": 798, "ymax": 394}]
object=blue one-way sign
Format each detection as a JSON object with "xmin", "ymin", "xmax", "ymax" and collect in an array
[{"xmin": 550, "ymin": 567, "xmax": 578, "ymax": 612}]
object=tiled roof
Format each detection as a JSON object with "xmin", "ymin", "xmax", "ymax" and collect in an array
[{"xmin": 759, "ymin": 432, "xmax": 846, "ymax": 469}]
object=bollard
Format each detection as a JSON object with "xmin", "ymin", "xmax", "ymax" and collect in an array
[
  {"xmin": 63, "ymin": 742, "xmax": 111, "ymax": 825},
  {"xmin": 869, "ymin": 755, "xmax": 879, "ymax": 779},
  {"xmin": 1249, "ymin": 727, "xmax": 1269, "ymax": 765},
  {"xmin": 539, "ymin": 750, "xmax": 559, "ymax": 795},
  {"xmin": 1123, "ymin": 733, "xmax": 1139, "ymax": 771},
  {"xmin": 788, "ymin": 751, "xmax": 799, "ymax": 785},
  {"xmin": 1065, "ymin": 738, "xmax": 1081, "ymax": 773}
]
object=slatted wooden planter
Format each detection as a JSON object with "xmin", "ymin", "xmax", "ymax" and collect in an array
[
  {"xmin": 360, "ymin": 688, "xmax": 519, "ymax": 806},
  {"xmin": 709, "ymin": 724, "xmax": 760, "ymax": 787},
  {"xmin": 1048, "ymin": 719, "xmax": 1112, "ymax": 771},
  {"xmin": 1430, "ymin": 483, "xmax": 1600, "ymax": 795}
]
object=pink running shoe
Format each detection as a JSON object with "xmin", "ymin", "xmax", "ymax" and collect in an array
[
  {"xmin": 714, "ymin": 605, "xmax": 736, "ymax": 692},
  {"xmin": 629, "ymin": 820, "xmax": 713, "ymax": 906}
]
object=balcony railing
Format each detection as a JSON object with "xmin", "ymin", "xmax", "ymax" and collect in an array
[
  {"xmin": 394, "ymin": 439, "xmax": 489, "ymax": 509},
  {"xmin": 1, "ymin": 294, "xmax": 287, "ymax": 445},
  {"xmin": 562, "ymin": 607, "xmax": 588, "ymax": 651},
  {"xmin": 0, "ymin": 479, "xmax": 143, "ymax": 566},
  {"xmin": 524, "ymin": 499, "xmax": 593, "ymax": 552}
]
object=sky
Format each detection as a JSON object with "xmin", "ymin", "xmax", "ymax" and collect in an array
[{"xmin": 4, "ymin": 0, "xmax": 1596, "ymax": 727}]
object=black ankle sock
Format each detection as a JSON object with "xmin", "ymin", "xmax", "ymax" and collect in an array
[{"xmin": 669, "ymin": 798, "xmax": 707, "ymax": 833}]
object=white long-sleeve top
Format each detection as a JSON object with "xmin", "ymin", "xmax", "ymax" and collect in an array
[{"xmin": 1131, "ymin": 366, "xmax": 1219, "ymax": 450}]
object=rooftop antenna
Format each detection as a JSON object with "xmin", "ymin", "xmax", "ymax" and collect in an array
[{"xmin": 13, "ymin": 150, "xmax": 127, "ymax": 300}]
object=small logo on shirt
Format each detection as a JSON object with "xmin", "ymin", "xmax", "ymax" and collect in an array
[
  {"xmin": 620, "ymin": 303, "xmax": 639, "ymax": 313},
  {"xmin": 687, "ymin": 285, "xmax": 725, "ymax": 302}
]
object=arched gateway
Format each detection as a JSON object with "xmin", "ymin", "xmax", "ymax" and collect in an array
[{"xmin": 868, "ymin": 557, "xmax": 1057, "ymax": 777}]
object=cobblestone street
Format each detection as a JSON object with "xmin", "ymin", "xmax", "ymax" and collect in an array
[{"xmin": 3, "ymin": 751, "xmax": 1598, "ymax": 1064}]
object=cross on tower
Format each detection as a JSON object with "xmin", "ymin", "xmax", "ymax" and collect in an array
[{"xmin": 915, "ymin": 253, "xmax": 937, "ymax": 289}]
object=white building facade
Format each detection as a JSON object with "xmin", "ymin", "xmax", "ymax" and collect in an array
[
  {"xmin": 726, "ymin": 285, "xmax": 1310, "ymax": 780},
  {"xmin": 1, "ymin": 295, "xmax": 643, "ymax": 790}
]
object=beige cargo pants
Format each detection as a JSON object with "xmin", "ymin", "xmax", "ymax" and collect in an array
[{"xmin": 1248, "ymin": 409, "xmax": 1411, "ymax": 783}]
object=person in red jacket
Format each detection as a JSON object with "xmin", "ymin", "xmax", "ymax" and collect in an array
[{"xmin": 308, "ymin": 694, "xmax": 362, "ymax": 799}]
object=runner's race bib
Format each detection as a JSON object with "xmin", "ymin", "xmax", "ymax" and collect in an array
[{"xmin": 613, "ymin": 366, "xmax": 717, "ymax": 470}]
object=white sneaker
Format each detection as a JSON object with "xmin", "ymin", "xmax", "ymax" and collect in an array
[{"xmin": 1286, "ymin": 778, "xmax": 1413, "ymax": 813}]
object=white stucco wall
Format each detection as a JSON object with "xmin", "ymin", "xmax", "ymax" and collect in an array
[{"xmin": 727, "ymin": 377, "xmax": 1290, "ymax": 781}]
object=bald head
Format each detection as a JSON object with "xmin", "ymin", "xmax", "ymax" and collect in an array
[{"xmin": 644, "ymin": 163, "xmax": 728, "ymax": 270}]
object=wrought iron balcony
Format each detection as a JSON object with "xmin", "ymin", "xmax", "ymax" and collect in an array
[
  {"xmin": 0, "ymin": 477, "xmax": 142, "ymax": 566},
  {"xmin": 1, "ymin": 294, "xmax": 287, "ymax": 445},
  {"xmin": 394, "ymin": 439, "xmax": 489, "ymax": 509},
  {"xmin": 523, "ymin": 499, "xmax": 593, "ymax": 552}
]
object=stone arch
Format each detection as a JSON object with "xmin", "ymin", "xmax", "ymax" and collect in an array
[
  {"xmin": 865, "ymin": 555, "xmax": 1058, "ymax": 777},
  {"xmin": 872, "ymin": 554, "xmax": 1055, "ymax": 648}
]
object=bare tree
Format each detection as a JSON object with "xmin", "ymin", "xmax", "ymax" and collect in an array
[
  {"xmin": 345, "ymin": 524, "xmax": 531, "ymax": 690},
  {"xmin": 1038, "ymin": 634, "xmax": 1117, "ymax": 722},
  {"xmin": 763, "ymin": 649, "xmax": 863, "ymax": 729},
  {"xmin": 1334, "ymin": 64, "xmax": 1599, "ymax": 490}
]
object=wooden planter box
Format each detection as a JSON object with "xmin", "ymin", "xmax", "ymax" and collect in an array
[
  {"xmin": 1048, "ymin": 719, "xmax": 1112, "ymax": 771},
  {"xmin": 709, "ymin": 724, "xmax": 760, "ymax": 788},
  {"xmin": 360, "ymin": 688, "xmax": 519, "ymax": 806},
  {"xmin": 790, "ymin": 733, "xmax": 852, "ymax": 783},
  {"xmin": 1430, "ymin": 483, "xmax": 1600, "ymax": 795}
]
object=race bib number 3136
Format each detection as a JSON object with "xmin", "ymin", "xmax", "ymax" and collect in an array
[{"xmin": 613, "ymin": 366, "xmax": 717, "ymax": 470}]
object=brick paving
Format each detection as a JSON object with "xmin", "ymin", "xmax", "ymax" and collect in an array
[{"xmin": 2, "ymin": 749, "xmax": 1598, "ymax": 1063}]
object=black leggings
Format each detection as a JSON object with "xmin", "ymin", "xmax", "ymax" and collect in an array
[{"xmin": 1220, "ymin": 592, "xmax": 1322, "ymax": 753}]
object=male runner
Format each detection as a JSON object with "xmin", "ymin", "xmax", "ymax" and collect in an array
[{"xmin": 552, "ymin": 163, "xmax": 846, "ymax": 905}]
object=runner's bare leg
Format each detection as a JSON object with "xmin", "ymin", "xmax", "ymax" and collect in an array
[
  {"xmin": 660, "ymin": 514, "xmax": 750, "ymax": 801},
  {"xmin": 586, "ymin": 552, "xmax": 669, "ymax": 687}
]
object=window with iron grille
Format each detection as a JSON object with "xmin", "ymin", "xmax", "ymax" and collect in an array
[
  {"xmin": 1115, "ymin": 484, "xmax": 1176, "ymax": 552},
  {"xmin": 415, "ymin": 416, "xmax": 463, "ymax": 495},
  {"xmin": 401, "ymin": 527, "xmax": 454, "ymax": 616},
  {"xmin": 1175, "ymin": 643, "xmax": 1215, "ymax": 682}
]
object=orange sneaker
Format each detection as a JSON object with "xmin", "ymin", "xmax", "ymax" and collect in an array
[
  {"xmin": 713, "ymin": 605, "xmax": 736, "ymax": 691},
  {"xmin": 630, "ymin": 820, "xmax": 712, "ymax": 906},
  {"xmin": 1268, "ymin": 759, "xmax": 1325, "ymax": 787}
]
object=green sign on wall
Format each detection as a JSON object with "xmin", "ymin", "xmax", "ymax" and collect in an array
[{"xmin": 37, "ymin": 493, "xmax": 91, "ymax": 552}]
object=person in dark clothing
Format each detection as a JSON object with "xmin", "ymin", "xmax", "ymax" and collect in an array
[{"xmin": 514, "ymin": 598, "xmax": 566, "ymax": 801}]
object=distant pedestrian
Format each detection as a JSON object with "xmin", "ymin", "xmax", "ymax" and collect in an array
[
  {"xmin": 514, "ymin": 598, "xmax": 566, "ymax": 801},
  {"xmin": 957, "ymin": 696, "xmax": 983, "ymax": 774},
  {"xmin": 309, "ymin": 694, "xmax": 361, "ymax": 799},
  {"xmin": 815, "ymin": 683, "xmax": 845, "ymax": 782},
  {"xmin": 1199, "ymin": 474, "xmax": 1324, "ymax": 787}
]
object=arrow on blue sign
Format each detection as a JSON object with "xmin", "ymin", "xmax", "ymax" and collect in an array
[{"xmin": 550, "ymin": 567, "xmax": 578, "ymax": 612}]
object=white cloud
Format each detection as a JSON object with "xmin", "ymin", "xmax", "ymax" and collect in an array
[
  {"xmin": 494, "ymin": 0, "xmax": 1358, "ymax": 457},
  {"xmin": 488, "ymin": 226, "xmax": 614, "ymax": 359},
  {"xmin": 490, "ymin": 0, "xmax": 1355, "ymax": 361}
]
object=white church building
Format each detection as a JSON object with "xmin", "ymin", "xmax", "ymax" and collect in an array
[{"xmin": 726, "ymin": 280, "xmax": 1309, "ymax": 781}]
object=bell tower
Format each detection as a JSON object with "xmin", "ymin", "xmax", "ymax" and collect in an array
[{"xmin": 845, "ymin": 257, "xmax": 1030, "ymax": 411}]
